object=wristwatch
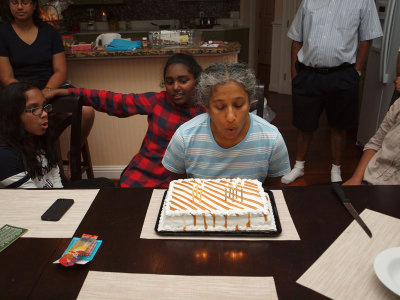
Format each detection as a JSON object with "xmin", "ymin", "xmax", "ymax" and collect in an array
[{"xmin": 357, "ymin": 70, "xmax": 362, "ymax": 77}]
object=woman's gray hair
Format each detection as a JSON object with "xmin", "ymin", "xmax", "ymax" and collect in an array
[{"xmin": 195, "ymin": 63, "xmax": 256, "ymax": 107}]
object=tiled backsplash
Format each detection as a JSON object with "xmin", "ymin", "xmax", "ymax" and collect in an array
[{"xmin": 63, "ymin": 0, "xmax": 240, "ymax": 24}]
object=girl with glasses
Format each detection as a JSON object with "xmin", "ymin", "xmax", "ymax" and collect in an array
[
  {"xmin": 0, "ymin": 0, "xmax": 95, "ymax": 171},
  {"xmin": 0, "ymin": 81, "xmax": 114, "ymax": 188}
]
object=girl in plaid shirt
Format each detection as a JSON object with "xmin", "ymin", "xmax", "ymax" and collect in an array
[{"xmin": 48, "ymin": 54, "xmax": 205, "ymax": 187}]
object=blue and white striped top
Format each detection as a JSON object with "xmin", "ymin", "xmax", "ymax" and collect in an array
[
  {"xmin": 162, "ymin": 113, "xmax": 291, "ymax": 183},
  {"xmin": 287, "ymin": 0, "xmax": 382, "ymax": 68}
]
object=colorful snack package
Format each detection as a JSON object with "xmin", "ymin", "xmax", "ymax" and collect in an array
[{"xmin": 59, "ymin": 234, "xmax": 98, "ymax": 267}]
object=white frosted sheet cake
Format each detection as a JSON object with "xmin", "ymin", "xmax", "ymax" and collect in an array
[{"xmin": 157, "ymin": 178, "xmax": 277, "ymax": 233}]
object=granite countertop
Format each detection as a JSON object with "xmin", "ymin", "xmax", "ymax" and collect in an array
[
  {"xmin": 75, "ymin": 25, "xmax": 249, "ymax": 35},
  {"xmin": 66, "ymin": 42, "xmax": 240, "ymax": 59}
]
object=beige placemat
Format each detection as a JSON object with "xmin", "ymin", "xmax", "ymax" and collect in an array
[
  {"xmin": 78, "ymin": 271, "xmax": 277, "ymax": 300},
  {"xmin": 297, "ymin": 209, "xmax": 400, "ymax": 300},
  {"xmin": 140, "ymin": 189, "xmax": 300, "ymax": 240},
  {"xmin": 0, "ymin": 189, "xmax": 99, "ymax": 238}
]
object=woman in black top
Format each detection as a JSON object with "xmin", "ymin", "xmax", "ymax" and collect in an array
[{"xmin": 0, "ymin": 0, "xmax": 66, "ymax": 90}]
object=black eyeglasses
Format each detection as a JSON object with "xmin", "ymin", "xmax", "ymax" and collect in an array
[{"xmin": 24, "ymin": 104, "xmax": 52, "ymax": 116}]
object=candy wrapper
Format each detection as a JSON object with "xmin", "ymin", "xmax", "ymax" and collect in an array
[{"xmin": 55, "ymin": 234, "xmax": 102, "ymax": 267}]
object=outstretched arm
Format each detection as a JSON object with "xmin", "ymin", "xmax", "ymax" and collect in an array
[
  {"xmin": 343, "ymin": 149, "xmax": 376, "ymax": 185},
  {"xmin": 43, "ymin": 87, "xmax": 70, "ymax": 99}
]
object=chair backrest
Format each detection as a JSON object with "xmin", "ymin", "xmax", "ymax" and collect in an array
[
  {"xmin": 250, "ymin": 84, "xmax": 265, "ymax": 117},
  {"xmin": 50, "ymin": 95, "xmax": 82, "ymax": 181}
]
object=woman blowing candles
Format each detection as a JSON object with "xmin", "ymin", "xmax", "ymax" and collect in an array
[
  {"xmin": 162, "ymin": 63, "xmax": 291, "ymax": 184},
  {"xmin": 47, "ymin": 53, "xmax": 205, "ymax": 188},
  {"xmin": 0, "ymin": 82, "xmax": 114, "ymax": 188},
  {"xmin": 0, "ymin": 0, "xmax": 94, "ymax": 154}
]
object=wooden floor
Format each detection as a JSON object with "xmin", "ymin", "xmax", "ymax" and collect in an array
[{"xmin": 265, "ymin": 91, "xmax": 363, "ymax": 187}]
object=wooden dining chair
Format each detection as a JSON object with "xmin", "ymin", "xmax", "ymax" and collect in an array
[
  {"xmin": 250, "ymin": 84, "xmax": 265, "ymax": 118},
  {"xmin": 50, "ymin": 95, "xmax": 94, "ymax": 182}
]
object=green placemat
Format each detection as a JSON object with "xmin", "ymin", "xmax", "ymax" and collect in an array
[{"xmin": 0, "ymin": 224, "xmax": 28, "ymax": 253}]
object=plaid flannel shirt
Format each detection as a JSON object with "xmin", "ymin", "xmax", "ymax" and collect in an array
[{"xmin": 69, "ymin": 88, "xmax": 205, "ymax": 188}]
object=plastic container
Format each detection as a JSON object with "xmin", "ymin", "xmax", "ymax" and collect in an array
[
  {"xmin": 71, "ymin": 43, "xmax": 92, "ymax": 53},
  {"xmin": 142, "ymin": 37, "xmax": 148, "ymax": 48}
]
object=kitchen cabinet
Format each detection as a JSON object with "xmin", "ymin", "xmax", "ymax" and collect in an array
[{"xmin": 72, "ymin": 0, "xmax": 124, "ymax": 5}]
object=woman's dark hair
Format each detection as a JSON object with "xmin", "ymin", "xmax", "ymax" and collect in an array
[
  {"xmin": 2, "ymin": 0, "xmax": 42, "ymax": 26},
  {"xmin": 0, "ymin": 81, "xmax": 58, "ymax": 178},
  {"xmin": 163, "ymin": 53, "xmax": 203, "ymax": 80}
]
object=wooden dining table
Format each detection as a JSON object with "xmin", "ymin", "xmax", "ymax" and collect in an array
[{"xmin": 1, "ymin": 185, "xmax": 399, "ymax": 299}]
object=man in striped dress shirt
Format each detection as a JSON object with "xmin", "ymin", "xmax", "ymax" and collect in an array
[{"xmin": 281, "ymin": 0, "xmax": 383, "ymax": 184}]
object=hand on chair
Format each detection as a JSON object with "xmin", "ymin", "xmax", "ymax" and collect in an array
[{"xmin": 42, "ymin": 88, "xmax": 70, "ymax": 100}]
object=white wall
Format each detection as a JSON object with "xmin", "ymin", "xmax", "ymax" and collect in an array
[{"xmin": 269, "ymin": 0, "xmax": 302, "ymax": 95}]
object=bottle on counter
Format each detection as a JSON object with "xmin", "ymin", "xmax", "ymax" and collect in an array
[{"xmin": 142, "ymin": 37, "xmax": 148, "ymax": 48}]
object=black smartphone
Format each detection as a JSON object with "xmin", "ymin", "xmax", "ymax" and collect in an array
[{"xmin": 41, "ymin": 198, "xmax": 74, "ymax": 221}]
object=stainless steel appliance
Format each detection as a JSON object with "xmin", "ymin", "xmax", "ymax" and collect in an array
[{"xmin": 357, "ymin": 0, "xmax": 400, "ymax": 146}]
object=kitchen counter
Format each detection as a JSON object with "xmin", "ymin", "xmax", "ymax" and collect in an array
[
  {"xmin": 66, "ymin": 42, "xmax": 240, "ymax": 60},
  {"xmin": 74, "ymin": 25, "xmax": 249, "ymax": 35}
]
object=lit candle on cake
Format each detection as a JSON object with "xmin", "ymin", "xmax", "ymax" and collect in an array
[
  {"xmin": 241, "ymin": 180, "xmax": 244, "ymax": 202},
  {"xmin": 199, "ymin": 180, "xmax": 204, "ymax": 202},
  {"xmin": 225, "ymin": 185, "xmax": 227, "ymax": 202},
  {"xmin": 195, "ymin": 183, "xmax": 199, "ymax": 202},
  {"xmin": 235, "ymin": 183, "xmax": 238, "ymax": 201}
]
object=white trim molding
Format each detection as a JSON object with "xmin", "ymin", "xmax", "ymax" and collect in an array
[
  {"xmin": 65, "ymin": 165, "xmax": 125, "ymax": 180},
  {"xmin": 92, "ymin": 165, "xmax": 125, "ymax": 179}
]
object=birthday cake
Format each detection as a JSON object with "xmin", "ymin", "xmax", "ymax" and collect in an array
[{"xmin": 157, "ymin": 178, "xmax": 277, "ymax": 232}]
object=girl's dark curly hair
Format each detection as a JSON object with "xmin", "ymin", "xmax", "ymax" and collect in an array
[
  {"xmin": 2, "ymin": 0, "xmax": 42, "ymax": 26},
  {"xmin": 0, "ymin": 81, "xmax": 58, "ymax": 178},
  {"xmin": 163, "ymin": 53, "xmax": 203, "ymax": 81}
]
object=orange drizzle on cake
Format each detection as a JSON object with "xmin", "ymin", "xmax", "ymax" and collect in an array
[
  {"xmin": 246, "ymin": 213, "xmax": 251, "ymax": 227},
  {"xmin": 224, "ymin": 215, "xmax": 228, "ymax": 228},
  {"xmin": 202, "ymin": 214, "xmax": 208, "ymax": 230}
]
